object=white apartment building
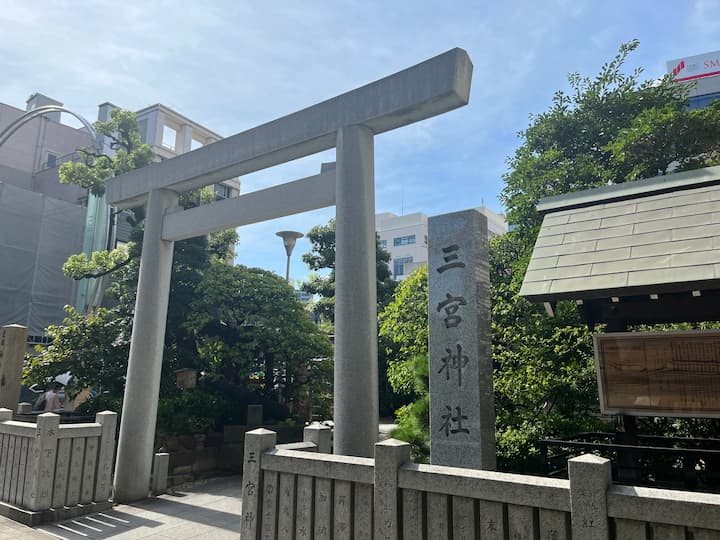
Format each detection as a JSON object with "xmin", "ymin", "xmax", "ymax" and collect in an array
[
  {"xmin": 133, "ymin": 103, "xmax": 240, "ymax": 199},
  {"xmin": 376, "ymin": 206, "xmax": 507, "ymax": 280},
  {"xmin": 95, "ymin": 102, "xmax": 241, "ymax": 245}
]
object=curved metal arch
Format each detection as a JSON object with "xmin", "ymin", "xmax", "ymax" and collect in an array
[{"xmin": 0, "ymin": 105, "xmax": 100, "ymax": 152}]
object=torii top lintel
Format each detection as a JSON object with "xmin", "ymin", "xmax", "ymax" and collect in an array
[{"xmin": 106, "ymin": 47, "xmax": 473, "ymax": 208}]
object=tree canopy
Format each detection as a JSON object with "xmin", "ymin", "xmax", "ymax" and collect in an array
[
  {"xmin": 301, "ymin": 218, "xmax": 396, "ymax": 322},
  {"xmin": 381, "ymin": 41, "xmax": 720, "ymax": 470},
  {"xmin": 26, "ymin": 109, "xmax": 332, "ymax": 430},
  {"xmin": 494, "ymin": 39, "xmax": 720, "ymax": 469}
]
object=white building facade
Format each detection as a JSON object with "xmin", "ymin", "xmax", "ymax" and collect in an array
[{"xmin": 376, "ymin": 206, "xmax": 507, "ymax": 280}]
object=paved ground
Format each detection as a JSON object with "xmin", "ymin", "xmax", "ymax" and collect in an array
[
  {"xmin": 32, "ymin": 476, "xmax": 241, "ymax": 540},
  {"xmin": 0, "ymin": 515, "xmax": 50, "ymax": 539}
]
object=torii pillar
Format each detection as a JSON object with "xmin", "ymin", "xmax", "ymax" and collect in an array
[
  {"xmin": 334, "ymin": 125, "xmax": 378, "ymax": 456},
  {"xmin": 106, "ymin": 48, "xmax": 473, "ymax": 501}
]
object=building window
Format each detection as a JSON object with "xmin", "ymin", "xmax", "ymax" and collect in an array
[
  {"xmin": 162, "ymin": 125, "xmax": 177, "ymax": 151},
  {"xmin": 394, "ymin": 256, "xmax": 413, "ymax": 277},
  {"xmin": 393, "ymin": 234, "xmax": 416, "ymax": 247},
  {"xmin": 215, "ymin": 184, "xmax": 232, "ymax": 200},
  {"xmin": 379, "ymin": 239, "xmax": 387, "ymax": 249},
  {"xmin": 45, "ymin": 151, "xmax": 59, "ymax": 168}
]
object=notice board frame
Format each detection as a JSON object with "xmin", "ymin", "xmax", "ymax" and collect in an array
[{"xmin": 594, "ymin": 330, "xmax": 720, "ymax": 418}]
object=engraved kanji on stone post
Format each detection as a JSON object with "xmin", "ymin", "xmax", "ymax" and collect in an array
[{"xmin": 428, "ymin": 209, "xmax": 496, "ymax": 470}]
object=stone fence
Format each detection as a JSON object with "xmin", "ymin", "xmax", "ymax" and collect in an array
[
  {"xmin": 241, "ymin": 427, "xmax": 720, "ymax": 539},
  {"xmin": 0, "ymin": 408, "xmax": 117, "ymax": 525}
]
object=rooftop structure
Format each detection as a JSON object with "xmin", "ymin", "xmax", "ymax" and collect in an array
[{"xmin": 521, "ymin": 165, "xmax": 720, "ymax": 327}]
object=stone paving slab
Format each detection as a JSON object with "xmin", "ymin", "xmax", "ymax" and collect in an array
[
  {"xmin": 33, "ymin": 475, "xmax": 242, "ymax": 539},
  {"xmin": 0, "ymin": 514, "xmax": 51, "ymax": 538}
]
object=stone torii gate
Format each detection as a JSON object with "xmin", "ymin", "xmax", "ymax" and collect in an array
[{"xmin": 106, "ymin": 48, "xmax": 473, "ymax": 502}]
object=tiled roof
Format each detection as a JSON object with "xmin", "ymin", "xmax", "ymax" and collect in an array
[{"xmin": 520, "ymin": 168, "xmax": 720, "ymax": 301}]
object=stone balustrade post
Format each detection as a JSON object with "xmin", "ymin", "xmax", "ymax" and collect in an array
[
  {"xmin": 17, "ymin": 403, "xmax": 32, "ymax": 414},
  {"xmin": 152, "ymin": 453, "xmax": 170, "ymax": 495},
  {"xmin": 0, "ymin": 408, "xmax": 12, "ymax": 422},
  {"xmin": 568, "ymin": 453, "xmax": 612, "ymax": 540},
  {"xmin": 25, "ymin": 412, "xmax": 60, "ymax": 511},
  {"xmin": 374, "ymin": 438, "xmax": 411, "ymax": 540},
  {"xmin": 94, "ymin": 411, "xmax": 117, "ymax": 502},
  {"xmin": 304, "ymin": 423, "xmax": 332, "ymax": 453},
  {"xmin": 241, "ymin": 428, "xmax": 277, "ymax": 539}
]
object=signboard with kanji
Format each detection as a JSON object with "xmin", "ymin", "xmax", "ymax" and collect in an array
[{"xmin": 595, "ymin": 331, "xmax": 720, "ymax": 418}]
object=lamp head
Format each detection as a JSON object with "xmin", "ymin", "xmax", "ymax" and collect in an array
[{"xmin": 276, "ymin": 230, "xmax": 304, "ymax": 256}]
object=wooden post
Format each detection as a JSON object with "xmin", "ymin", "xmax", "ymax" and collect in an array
[
  {"xmin": 241, "ymin": 428, "xmax": 276, "ymax": 539},
  {"xmin": 374, "ymin": 438, "xmax": 410, "ymax": 540}
]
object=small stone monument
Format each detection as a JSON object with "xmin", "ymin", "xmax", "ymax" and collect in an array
[
  {"xmin": 0, "ymin": 324, "xmax": 28, "ymax": 411},
  {"xmin": 428, "ymin": 209, "xmax": 496, "ymax": 470},
  {"xmin": 246, "ymin": 404, "xmax": 263, "ymax": 426}
]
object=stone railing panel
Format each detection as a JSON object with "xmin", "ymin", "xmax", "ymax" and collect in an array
[
  {"xmin": 607, "ymin": 486, "xmax": 720, "ymax": 538},
  {"xmin": 0, "ymin": 408, "xmax": 117, "ymax": 525},
  {"xmin": 398, "ymin": 463, "xmax": 571, "ymax": 511},
  {"xmin": 241, "ymin": 429, "xmax": 720, "ymax": 540}
]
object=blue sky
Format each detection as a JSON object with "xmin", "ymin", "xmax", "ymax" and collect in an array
[{"xmin": 1, "ymin": 0, "xmax": 718, "ymax": 283}]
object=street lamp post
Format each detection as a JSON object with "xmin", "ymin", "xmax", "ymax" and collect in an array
[{"xmin": 276, "ymin": 230, "xmax": 304, "ymax": 282}]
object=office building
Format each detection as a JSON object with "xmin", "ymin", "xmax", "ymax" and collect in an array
[
  {"xmin": 376, "ymin": 206, "xmax": 507, "ymax": 280},
  {"xmin": 0, "ymin": 93, "xmax": 239, "ymax": 338},
  {"xmin": 0, "ymin": 94, "xmax": 92, "ymax": 338},
  {"xmin": 667, "ymin": 50, "xmax": 720, "ymax": 109}
]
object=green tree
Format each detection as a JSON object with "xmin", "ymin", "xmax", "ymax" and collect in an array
[
  {"xmin": 301, "ymin": 218, "xmax": 396, "ymax": 322},
  {"xmin": 24, "ymin": 306, "xmax": 130, "ymax": 398},
  {"xmin": 26, "ymin": 110, "xmax": 228, "ymax": 397},
  {"xmin": 186, "ymin": 262, "xmax": 333, "ymax": 397},
  {"xmin": 379, "ymin": 266, "xmax": 428, "ymax": 394},
  {"xmin": 302, "ymin": 217, "xmax": 401, "ymax": 415},
  {"xmin": 379, "ymin": 41, "xmax": 720, "ymax": 471},
  {"xmin": 495, "ymin": 40, "xmax": 720, "ymax": 470},
  {"xmin": 378, "ymin": 266, "xmax": 430, "ymax": 460},
  {"xmin": 61, "ymin": 108, "xmax": 155, "ymax": 280}
]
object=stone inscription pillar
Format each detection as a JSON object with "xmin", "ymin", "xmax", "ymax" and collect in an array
[
  {"xmin": 0, "ymin": 324, "xmax": 28, "ymax": 411},
  {"xmin": 114, "ymin": 188, "xmax": 178, "ymax": 502},
  {"xmin": 428, "ymin": 209, "xmax": 496, "ymax": 469},
  {"xmin": 334, "ymin": 124, "xmax": 378, "ymax": 457}
]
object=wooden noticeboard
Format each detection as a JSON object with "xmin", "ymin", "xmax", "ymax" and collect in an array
[{"xmin": 594, "ymin": 331, "xmax": 720, "ymax": 418}]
